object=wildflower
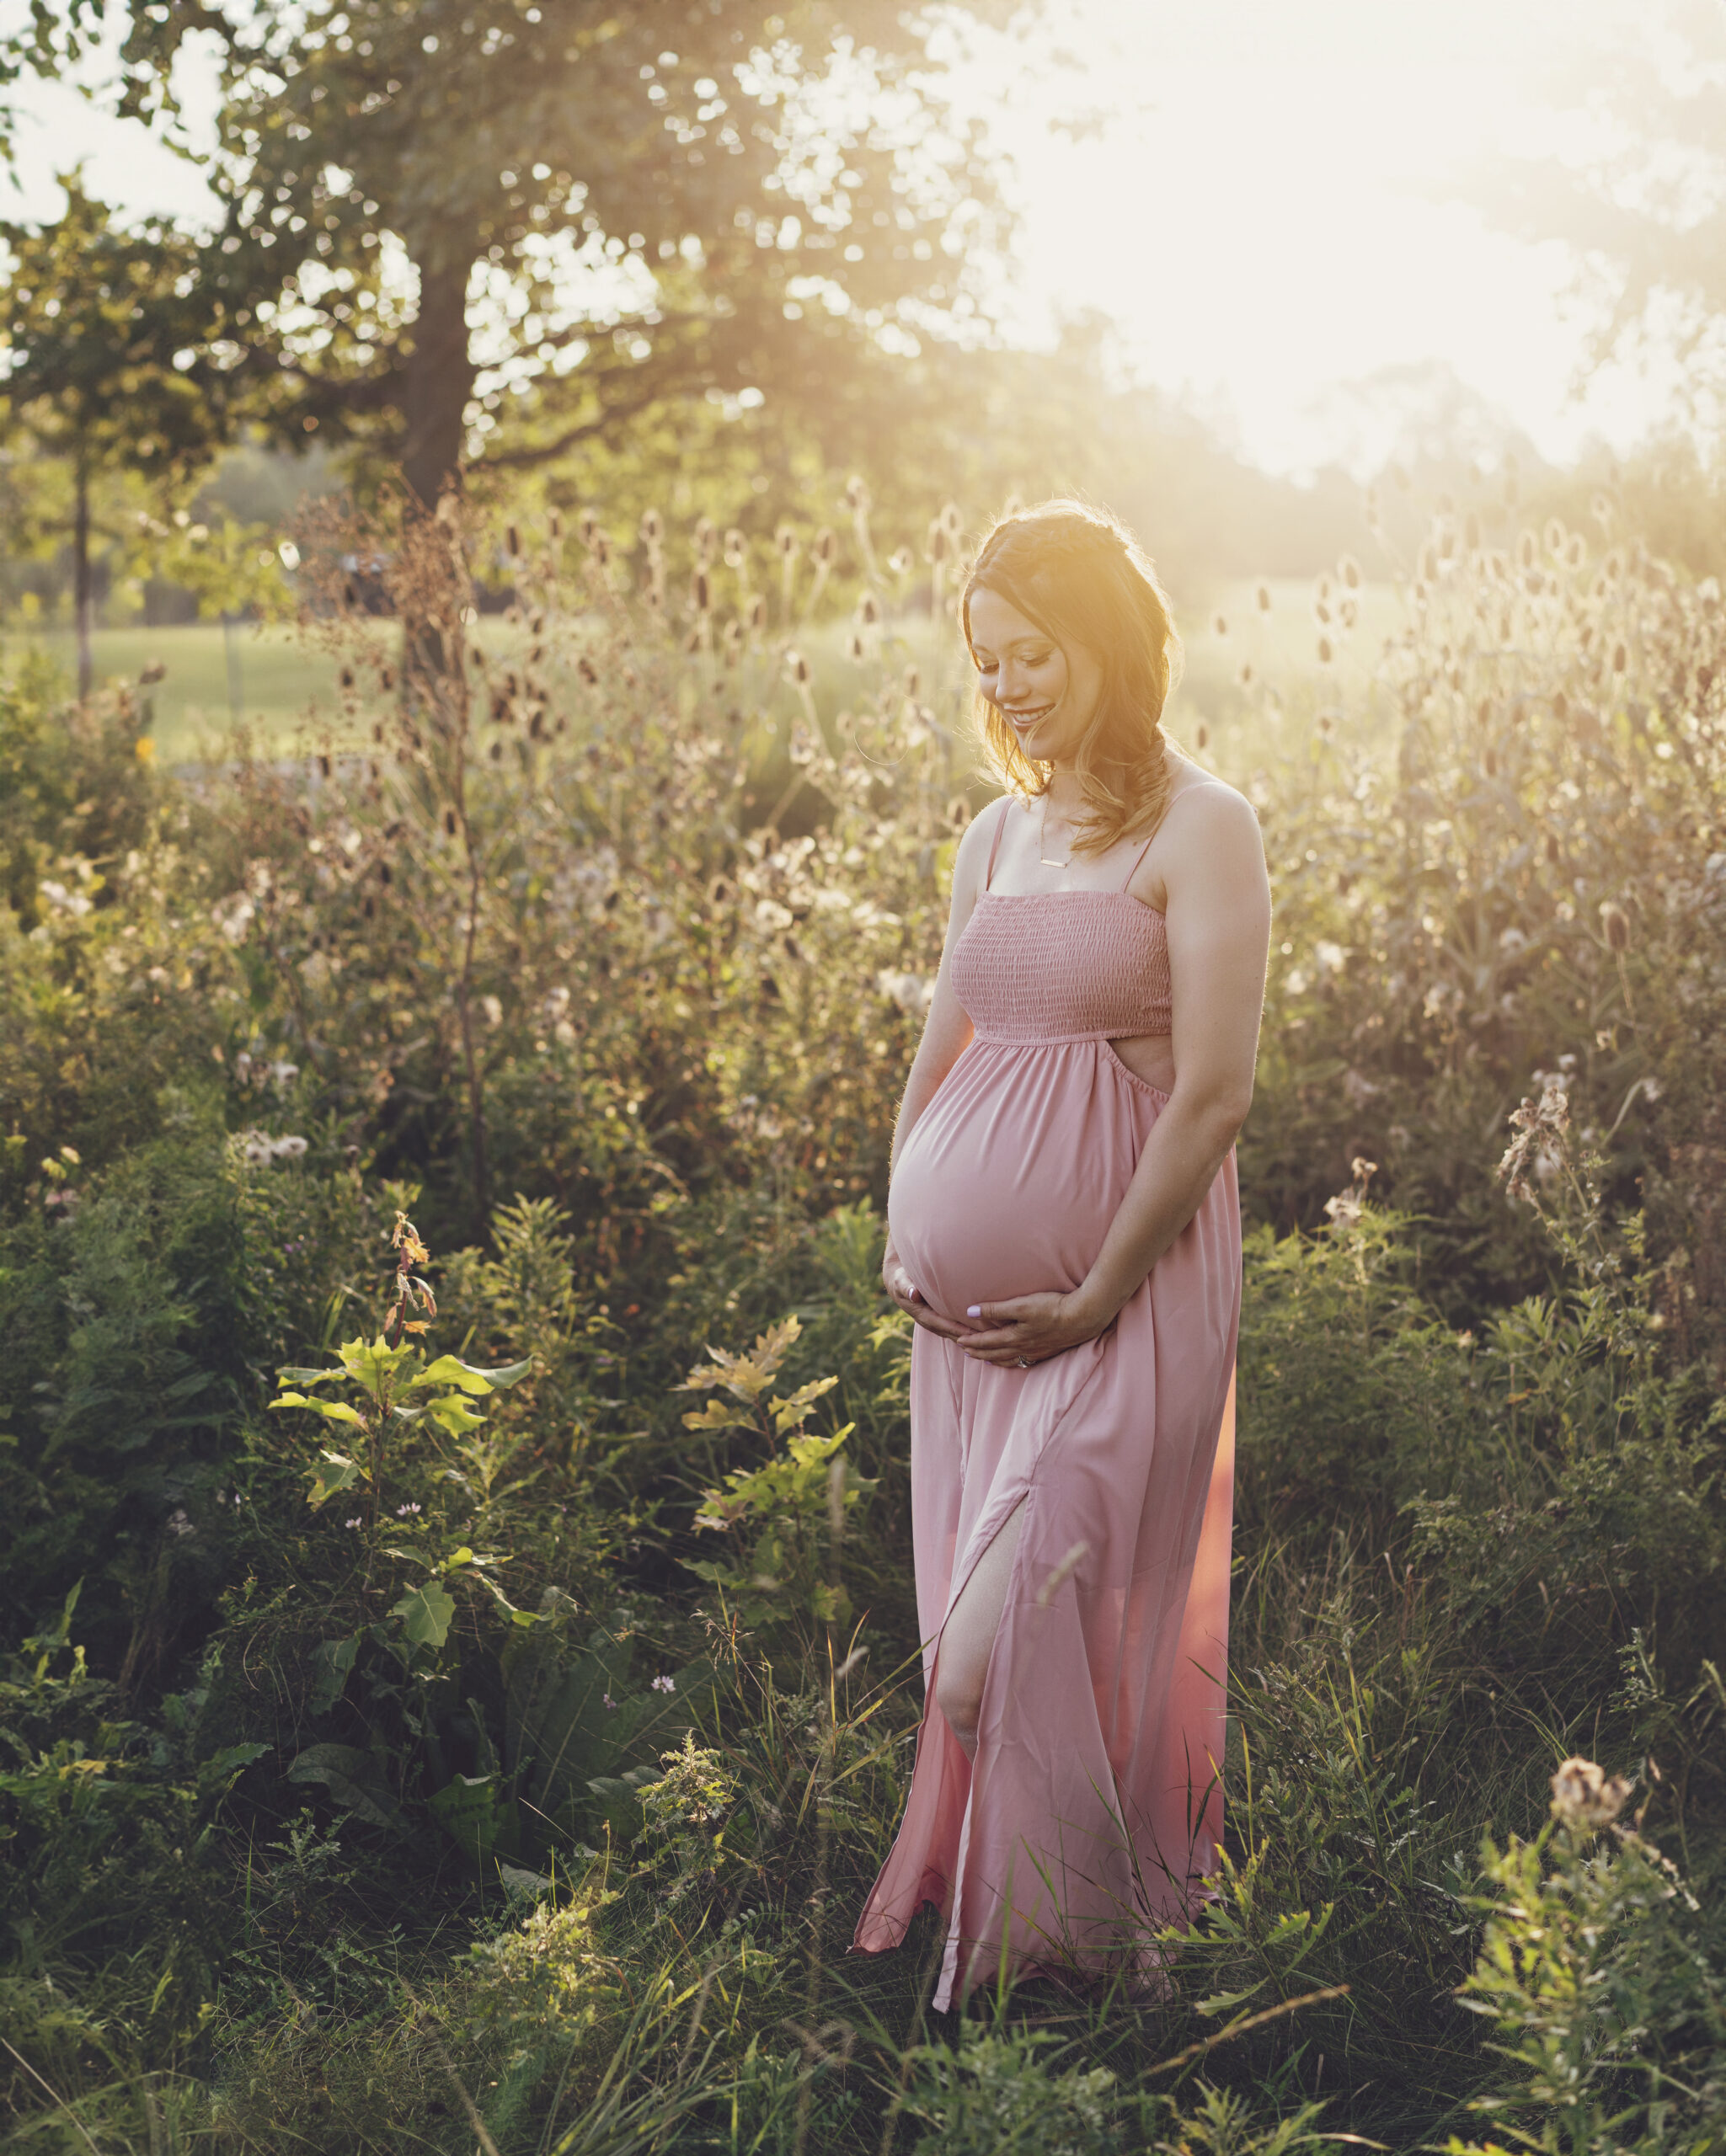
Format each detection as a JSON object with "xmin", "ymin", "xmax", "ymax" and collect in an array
[
  {"xmin": 167, "ymin": 1509, "xmax": 194, "ymax": 1538},
  {"xmin": 394, "ymin": 1502, "xmax": 422, "ymax": 1518},
  {"xmin": 135, "ymin": 735, "xmax": 157, "ymax": 766},
  {"xmin": 603, "ymin": 1694, "xmax": 619, "ymax": 1711},
  {"xmin": 1499, "ymin": 1078, "xmax": 1569, "ymax": 1201},
  {"xmin": 1550, "ymin": 1755, "xmax": 1632, "ymax": 1829},
  {"xmin": 345, "ymin": 1517, "xmax": 363, "ymax": 1530},
  {"xmin": 651, "ymin": 1674, "xmax": 676, "ymax": 1694}
]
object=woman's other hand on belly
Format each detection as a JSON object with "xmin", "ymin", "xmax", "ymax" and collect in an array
[
  {"xmin": 959, "ymin": 1288, "xmax": 1114, "ymax": 1368},
  {"xmin": 883, "ymin": 1241, "xmax": 983, "ymax": 1342}
]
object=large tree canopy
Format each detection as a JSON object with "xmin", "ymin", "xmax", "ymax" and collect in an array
[
  {"xmin": 0, "ymin": 170, "xmax": 251, "ymax": 691},
  {"xmin": 8, "ymin": 1, "xmax": 1012, "ymax": 508},
  {"xmin": 1466, "ymin": 4, "xmax": 1726, "ymax": 413}
]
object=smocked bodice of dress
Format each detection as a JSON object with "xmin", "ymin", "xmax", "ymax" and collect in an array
[{"xmin": 952, "ymin": 892, "xmax": 1172, "ymax": 1043}]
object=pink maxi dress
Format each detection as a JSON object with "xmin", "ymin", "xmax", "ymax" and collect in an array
[{"xmin": 853, "ymin": 796, "xmax": 1241, "ymax": 2009}]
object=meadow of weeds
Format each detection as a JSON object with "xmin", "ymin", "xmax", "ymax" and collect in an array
[{"xmin": 2, "ymin": 481, "xmax": 1724, "ymax": 2153}]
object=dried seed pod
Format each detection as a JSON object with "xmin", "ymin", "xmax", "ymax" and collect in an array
[
  {"xmin": 813, "ymin": 526, "xmax": 836, "ymax": 564},
  {"xmin": 1317, "ymin": 636, "xmax": 1333, "ymax": 665},
  {"xmin": 1256, "ymin": 584, "xmax": 1272, "ymax": 611},
  {"xmin": 640, "ymin": 507, "xmax": 663, "ymax": 545},
  {"xmin": 1600, "ymin": 899, "xmax": 1630, "ymax": 951},
  {"xmin": 578, "ymin": 656, "xmax": 599, "ymax": 685},
  {"xmin": 723, "ymin": 527, "xmax": 746, "ymax": 568},
  {"xmin": 1213, "ymin": 613, "xmax": 1227, "ymax": 637},
  {"xmin": 1339, "ymin": 555, "xmax": 1361, "ymax": 590}
]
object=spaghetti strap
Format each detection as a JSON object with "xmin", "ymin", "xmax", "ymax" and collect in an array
[
  {"xmin": 1121, "ymin": 782, "xmax": 1221, "ymax": 889},
  {"xmin": 1120, "ymin": 825, "xmax": 1160, "ymax": 891},
  {"xmin": 983, "ymin": 796, "xmax": 1013, "ymax": 890}
]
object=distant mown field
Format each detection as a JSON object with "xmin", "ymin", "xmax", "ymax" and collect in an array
[{"xmin": 3, "ymin": 577, "xmax": 1408, "ymax": 763}]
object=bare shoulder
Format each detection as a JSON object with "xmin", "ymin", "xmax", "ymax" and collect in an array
[
  {"xmin": 951, "ymin": 792, "xmax": 1013, "ymax": 896},
  {"xmin": 1168, "ymin": 771, "xmax": 1262, "ymax": 851},
  {"xmin": 1136, "ymin": 771, "xmax": 1266, "ymax": 910}
]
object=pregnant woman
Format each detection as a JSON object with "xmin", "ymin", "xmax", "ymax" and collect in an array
[{"xmin": 852, "ymin": 500, "xmax": 1271, "ymax": 2008}]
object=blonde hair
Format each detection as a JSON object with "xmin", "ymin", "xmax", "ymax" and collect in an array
[{"xmin": 962, "ymin": 499, "xmax": 1184, "ymax": 855}]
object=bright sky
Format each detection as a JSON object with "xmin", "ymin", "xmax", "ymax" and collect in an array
[{"xmin": 0, "ymin": 0, "xmax": 1678, "ymax": 477}]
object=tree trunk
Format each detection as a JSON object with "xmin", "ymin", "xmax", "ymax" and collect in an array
[
  {"xmin": 399, "ymin": 248, "xmax": 478, "ymax": 515},
  {"xmin": 73, "ymin": 451, "xmax": 93, "ymax": 702}
]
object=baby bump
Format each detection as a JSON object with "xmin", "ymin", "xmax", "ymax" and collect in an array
[{"xmin": 889, "ymin": 1041, "xmax": 1146, "ymax": 1325}]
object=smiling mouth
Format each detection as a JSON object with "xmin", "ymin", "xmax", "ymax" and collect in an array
[{"xmin": 1003, "ymin": 705, "xmax": 1054, "ymax": 727}]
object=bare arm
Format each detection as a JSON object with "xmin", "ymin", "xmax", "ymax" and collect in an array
[
  {"xmin": 963, "ymin": 787, "xmax": 1271, "ymax": 1366},
  {"xmin": 880, "ymin": 801, "xmax": 1005, "ymax": 1337}
]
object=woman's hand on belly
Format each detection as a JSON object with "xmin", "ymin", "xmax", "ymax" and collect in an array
[
  {"xmin": 959, "ymin": 1287, "xmax": 1111, "ymax": 1367},
  {"xmin": 883, "ymin": 1238, "xmax": 982, "ymax": 1343}
]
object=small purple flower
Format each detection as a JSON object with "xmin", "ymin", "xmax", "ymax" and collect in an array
[
  {"xmin": 394, "ymin": 1502, "xmax": 421, "ymax": 1517},
  {"xmin": 650, "ymin": 1674, "xmax": 676, "ymax": 1694},
  {"xmin": 345, "ymin": 1517, "xmax": 363, "ymax": 1530},
  {"xmin": 602, "ymin": 1693, "xmax": 619, "ymax": 1712}
]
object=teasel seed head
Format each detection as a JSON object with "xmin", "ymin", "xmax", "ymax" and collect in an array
[
  {"xmin": 1544, "ymin": 516, "xmax": 1566, "ymax": 556},
  {"xmin": 1611, "ymin": 640, "xmax": 1628, "ymax": 674},
  {"xmin": 1317, "ymin": 635, "xmax": 1334, "ymax": 665},
  {"xmin": 1518, "ymin": 530, "xmax": 1537, "ymax": 571},
  {"xmin": 749, "ymin": 594, "xmax": 767, "ymax": 631},
  {"xmin": 1257, "ymin": 584, "xmax": 1272, "ymax": 611},
  {"xmin": 1339, "ymin": 555, "xmax": 1361, "ymax": 590},
  {"xmin": 888, "ymin": 546, "xmax": 914, "ymax": 578},
  {"xmin": 1214, "ymin": 613, "xmax": 1227, "ymax": 637},
  {"xmin": 548, "ymin": 510, "xmax": 563, "ymax": 541},
  {"xmin": 640, "ymin": 507, "xmax": 663, "ymax": 546},
  {"xmin": 813, "ymin": 526, "xmax": 836, "ymax": 565},
  {"xmin": 1600, "ymin": 899, "xmax": 1630, "ymax": 951}
]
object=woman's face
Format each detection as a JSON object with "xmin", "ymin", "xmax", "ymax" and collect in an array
[{"xmin": 967, "ymin": 584, "xmax": 1104, "ymax": 766}]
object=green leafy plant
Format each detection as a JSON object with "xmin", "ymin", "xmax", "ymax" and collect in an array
[
  {"xmin": 1450, "ymin": 1758, "xmax": 1726, "ymax": 2156},
  {"xmin": 678, "ymin": 1315, "xmax": 874, "ymax": 1655}
]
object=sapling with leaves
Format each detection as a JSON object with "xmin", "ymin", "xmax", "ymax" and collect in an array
[
  {"xmin": 269, "ymin": 1210, "xmax": 534, "ymax": 1648},
  {"xmin": 677, "ymin": 1315, "xmax": 874, "ymax": 1663}
]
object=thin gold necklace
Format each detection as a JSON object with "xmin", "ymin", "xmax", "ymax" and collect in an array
[{"xmin": 1039, "ymin": 794, "xmax": 1073, "ymax": 869}]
